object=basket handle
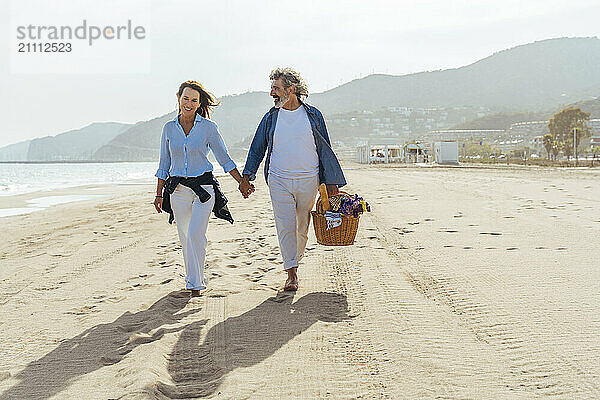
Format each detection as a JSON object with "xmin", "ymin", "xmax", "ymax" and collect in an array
[{"xmin": 318, "ymin": 183, "xmax": 330, "ymax": 212}]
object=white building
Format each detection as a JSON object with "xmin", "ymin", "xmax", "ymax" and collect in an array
[
  {"xmin": 356, "ymin": 144, "xmax": 402, "ymax": 164},
  {"xmin": 434, "ymin": 141, "xmax": 459, "ymax": 164}
]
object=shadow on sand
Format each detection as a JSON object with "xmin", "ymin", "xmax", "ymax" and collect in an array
[
  {"xmin": 154, "ymin": 291, "xmax": 350, "ymax": 398},
  {"xmin": 1, "ymin": 291, "xmax": 349, "ymax": 399},
  {"xmin": 0, "ymin": 290, "xmax": 198, "ymax": 400}
]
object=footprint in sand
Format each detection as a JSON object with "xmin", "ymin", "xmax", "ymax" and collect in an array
[
  {"xmin": 33, "ymin": 285, "xmax": 60, "ymax": 291},
  {"xmin": 66, "ymin": 305, "xmax": 99, "ymax": 315},
  {"xmin": 46, "ymin": 251, "xmax": 71, "ymax": 257},
  {"xmin": 206, "ymin": 288, "xmax": 240, "ymax": 298}
]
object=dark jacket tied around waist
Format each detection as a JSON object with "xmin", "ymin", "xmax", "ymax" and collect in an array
[{"xmin": 161, "ymin": 172, "xmax": 234, "ymax": 225}]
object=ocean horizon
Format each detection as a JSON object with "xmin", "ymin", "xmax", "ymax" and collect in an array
[
  {"xmin": 0, "ymin": 161, "xmax": 235, "ymax": 217},
  {"xmin": 0, "ymin": 161, "xmax": 235, "ymax": 197}
]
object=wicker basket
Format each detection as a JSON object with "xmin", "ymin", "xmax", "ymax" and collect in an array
[{"xmin": 311, "ymin": 184, "xmax": 360, "ymax": 246}]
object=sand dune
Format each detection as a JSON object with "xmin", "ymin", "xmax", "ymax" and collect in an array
[{"xmin": 0, "ymin": 164, "xmax": 599, "ymax": 399}]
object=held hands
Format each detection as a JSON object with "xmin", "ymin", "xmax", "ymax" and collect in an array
[{"xmin": 238, "ymin": 178, "xmax": 255, "ymax": 199}]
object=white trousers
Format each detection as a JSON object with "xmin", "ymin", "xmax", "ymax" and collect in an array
[
  {"xmin": 268, "ymin": 174, "xmax": 319, "ymax": 270},
  {"xmin": 169, "ymin": 184, "xmax": 215, "ymax": 290}
]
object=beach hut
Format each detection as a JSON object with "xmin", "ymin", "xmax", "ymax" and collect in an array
[
  {"xmin": 403, "ymin": 143, "xmax": 427, "ymax": 163},
  {"xmin": 434, "ymin": 141, "xmax": 459, "ymax": 164},
  {"xmin": 356, "ymin": 144, "xmax": 402, "ymax": 164}
]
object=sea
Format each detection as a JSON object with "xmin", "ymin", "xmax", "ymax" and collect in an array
[{"xmin": 0, "ymin": 161, "xmax": 229, "ymax": 217}]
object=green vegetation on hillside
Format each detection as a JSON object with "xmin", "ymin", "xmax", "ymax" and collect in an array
[{"xmin": 452, "ymin": 112, "xmax": 541, "ymax": 130}]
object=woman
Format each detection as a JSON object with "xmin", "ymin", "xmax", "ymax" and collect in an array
[{"xmin": 153, "ymin": 80, "xmax": 253, "ymax": 297}]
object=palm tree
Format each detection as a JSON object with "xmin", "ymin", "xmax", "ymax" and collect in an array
[{"xmin": 551, "ymin": 140, "xmax": 562, "ymax": 161}]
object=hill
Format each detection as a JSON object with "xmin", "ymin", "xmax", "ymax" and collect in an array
[
  {"xmin": 452, "ymin": 112, "xmax": 542, "ymax": 130},
  {"xmin": 27, "ymin": 122, "xmax": 131, "ymax": 161},
  {"xmin": 0, "ymin": 140, "xmax": 32, "ymax": 161},
  {"xmin": 93, "ymin": 113, "xmax": 176, "ymax": 161},
  {"xmin": 310, "ymin": 37, "xmax": 600, "ymax": 114},
  {"xmin": 4, "ymin": 37, "xmax": 600, "ymax": 161},
  {"xmin": 453, "ymin": 97, "xmax": 600, "ymax": 130},
  {"xmin": 551, "ymin": 97, "xmax": 600, "ymax": 119},
  {"xmin": 92, "ymin": 92, "xmax": 273, "ymax": 161},
  {"xmin": 91, "ymin": 37, "xmax": 600, "ymax": 161}
]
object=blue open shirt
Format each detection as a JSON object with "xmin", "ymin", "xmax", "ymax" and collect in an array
[
  {"xmin": 155, "ymin": 114, "xmax": 236, "ymax": 180},
  {"xmin": 242, "ymin": 102, "xmax": 347, "ymax": 187}
]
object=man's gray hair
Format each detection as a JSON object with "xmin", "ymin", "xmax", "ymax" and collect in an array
[{"xmin": 270, "ymin": 67, "xmax": 309, "ymax": 100}]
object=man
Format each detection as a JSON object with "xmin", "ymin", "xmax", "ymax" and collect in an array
[{"xmin": 239, "ymin": 68, "xmax": 346, "ymax": 291}]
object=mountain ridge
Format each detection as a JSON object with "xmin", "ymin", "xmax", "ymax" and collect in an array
[{"xmin": 2, "ymin": 37, "xmax": 599, "ymax": 161}]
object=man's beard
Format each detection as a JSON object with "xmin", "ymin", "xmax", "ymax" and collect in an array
[{"xmin": 274, "ymin": 91, "xmax": 290, "ymax": 108}]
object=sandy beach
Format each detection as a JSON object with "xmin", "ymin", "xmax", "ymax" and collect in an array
[{"xmin": 0, "ymin": 163, "xmax": 599, "ymax": 399}]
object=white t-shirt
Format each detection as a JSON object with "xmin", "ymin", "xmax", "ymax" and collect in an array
[{"xmin": 269, "ymin": 106, "xmax": 319, "ymax": 179}]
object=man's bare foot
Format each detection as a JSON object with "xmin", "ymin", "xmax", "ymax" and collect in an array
[
  {"xmin": 284, "ymin": 268, "xmax": 298, "ymax": 291},
  {"xmin": 190, "ymin": 289, "xmax": 201, "ymax": 297}
]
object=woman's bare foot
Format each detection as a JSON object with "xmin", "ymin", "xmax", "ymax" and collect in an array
[{"xmin": 190, "ymin": 289, "xmax": 201, "ymax": 297}]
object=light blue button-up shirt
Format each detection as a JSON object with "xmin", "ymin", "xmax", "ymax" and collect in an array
[{"xmin": 155, "ymin": 114, "xmax": 237, "ymax": 180}]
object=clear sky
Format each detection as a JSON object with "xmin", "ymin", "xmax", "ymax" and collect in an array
[{"xmin": 1, "ymin": 0, "xmax": 599, "ymax": 147}]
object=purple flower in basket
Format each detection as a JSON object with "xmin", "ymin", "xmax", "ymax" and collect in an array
[{"xmin": 340, "ymin": 194, "xmax": 370, "ymax": 217}]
